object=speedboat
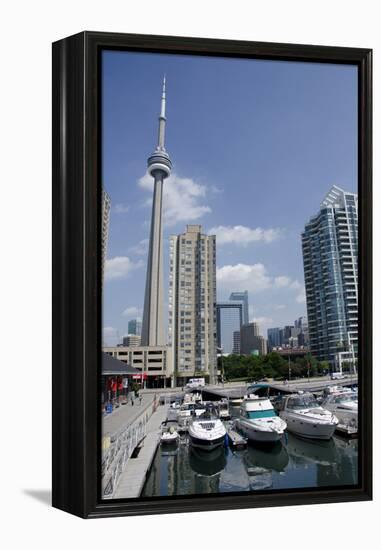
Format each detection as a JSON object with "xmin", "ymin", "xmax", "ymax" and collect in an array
[
  {"xmin": 321, "ymin": 389, "xmax": 358, "ymax": 435},
  {"xmin": 279, "ymin": 393, "xmax": 338, "ymax": 440},
  {"xmin": 188, "ymin": 406, "xmax": 227, "ymax": 451},
  {"xmin": 177, "ymin": 402, "xmax": 206, "ymax": 426},
  {"xmin": 160, "ymin": 424, "xmax": 179, "ymax": 445},
  {"xmin": 236, "ymin": 396, "xmax": 287, "ymax": 443}
]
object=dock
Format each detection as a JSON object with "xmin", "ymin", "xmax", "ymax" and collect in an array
[
  {"xmin": 226, "ymin": 423, "xmax": 247, "ymax": 448},
  {"xmin": 113, "ymin": 404, "xmax": 169, "ymax": 498}
]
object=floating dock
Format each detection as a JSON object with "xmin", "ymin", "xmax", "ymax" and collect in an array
[{"xmin": 226, "ymin": 425, "xmax": 247, "ymax": 448}]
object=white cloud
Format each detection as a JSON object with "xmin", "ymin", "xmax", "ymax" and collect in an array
[
  {"xmin": 138, "ymin": 172, "xmax": 211, "ymax": 226},
  {"xmin": 129, "ymin": 238, "xmax": 149, "ymax": 256},
  {"xmin": 273, "ymin": 304, "xmax": 286, "ymax": 310},
  {"xmin": 217, "ymin": 263, "xmax": 304, "ymax": 298},
  {"xmin": 105, "ymin": 256, "xmax": 143, "ymax": 281},
  {"xmin": 114, "ymin": 203, "xmax": 130, "ymax": 214},
  {"xmin": 274, "ymin": 276, "xmax": 291, "ymax": 288},
  {"xmin": 217, "ymin": 263, "xmax": 272, "ymax": 293},
  {"xmin": 296, "ymin": 288, "xmax": 306, "ymax": 304},
  {"xmin": 103, "ymin": 326, "xmax": 119, "ymax": 346},
  {"xmin": 122, "ymin": 306, "xmax": 142, "ymax": 318},
  {"xmin": 209, "ymin": 225, "xmax": 282, "ymax": 246}
]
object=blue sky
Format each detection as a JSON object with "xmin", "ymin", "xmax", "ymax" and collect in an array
[{"xmin": 102, "ymin": 50, "xmax": 357, "ymax": 346}]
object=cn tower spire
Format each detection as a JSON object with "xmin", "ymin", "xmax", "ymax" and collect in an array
[
  {"xmin": 141, "ymin": 77, "xmax": 172, "ymax": 347},
  {"xmin": 158, "ymin": 75, "xmax": 167, "ymax": 150}
]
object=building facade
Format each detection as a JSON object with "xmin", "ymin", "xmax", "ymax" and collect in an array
[
  {"xmin": 168, "ymin": 225, "xmax": 217, "ymax": 384},
  {"xmin": 229, "ymin": 290, "xmax": 249, "ymax": 325},
  {"xmin": 216, "ymin": 301, "xmax": 243, "ymax": 355},
  {"xmin": 122, "ymin": 335, "xmax": 142, "ymax": 347},
  {"xmin": 128, "ymin": 318, "xmax": 142, "ymax": 336},
  {"xmin": 302, "ymin": 185, "xmax": 358, "ymax": 367},
  {"xmin": 233, "ymin": 330, "xmax": 241, "ymax": 354},
  {"xmin": 267, "ymin": 327, "xmax": 282, "ymax": 350},
  {"xmin": 240, "ymin": 322, "xmax": 267, "ymax": 355},
  {"xmin": 103, "ymin": 345, "xmax": 172, "ymax": 387},
  {"xmin": 102, "ymin": 189, "xmax": 111, "ymax": 280}
]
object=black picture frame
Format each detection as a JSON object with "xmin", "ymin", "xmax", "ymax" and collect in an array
[{"xmin": 52, "ymin": 31, "xmax": 372, "ymax": 519}]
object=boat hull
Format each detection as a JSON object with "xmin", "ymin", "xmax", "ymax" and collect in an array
[
  {"xmin": 237, "ymin": 420, "xmax": 284, "ymax": 443},
  {"xmin": 280, "ymin": 413, "xmax": 337, "ymax": 440},
  {"xmin": 189, "ymin": 433, "xmax": 226, "ymax": 451}
]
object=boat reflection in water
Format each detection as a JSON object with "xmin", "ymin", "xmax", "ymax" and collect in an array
[
  {"xmin": 246, "ymin": 440, "xmax": 289, "ymax": 472},
  {"xmin": 285, "ymin": 432, "xmax": 358, "ymax": 487},
  {"xmin": 189, "ymin": 446, "xmax": 227, "ymax": 477},
  {"xmin": 286, "ymin": 433, "xmax": 338, "ymax": 466},
  {"xmin": 243, "ymin": 441, "xmax": 289, "ymax": 490}
]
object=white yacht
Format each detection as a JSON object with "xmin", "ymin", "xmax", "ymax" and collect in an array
[
  {"xmin": 188, "ymin": 407, "xmax": 227, "ymax": 451},
  {"xmin": 236, "ymin": 396, "xmax": 287, "ymax": 443},
  {"xmin": 279, "ymin": 393, "xmax": 339, "ymax": 440},
  {"xmin": 321, "ymin": 389, "xmax": 358, "ymax": 435},
  {"xmin": 177, "ymin": 402, "xmax": 206, "ymax": 428}
]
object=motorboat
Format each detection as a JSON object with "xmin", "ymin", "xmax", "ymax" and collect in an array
[
  {"xmin": 321, "ymin": 389, "xmax": 358, "ymax": 435},
  {"xmin": 160, "ymin": 424, "xmax": 179, "ymax": 445},
  {"xmin": 279, "ymin": 393, "xmax": 338, "ymax": 440},
  {"xmin": 178, "ymin": 402, "xmax": 207, "ymax": 429},
  {"xmin": 188, "ymin": 405, "xmax": 227, "ymax": 451},
  {"xmin": 217, "ymin": 399, "xmax": 230, "ymax": 420},
  {"xmin": 236, "ymin": 396, "xmax": 287, "ymax": 443}
]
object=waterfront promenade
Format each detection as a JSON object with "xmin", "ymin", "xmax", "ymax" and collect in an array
[
  {"xmin": 114, "ymin": 403, "xmax": 169, "ymax": 498},
  {"xmin": 103, "ymin": 394, "xmax": 155, "ymax": 439}
]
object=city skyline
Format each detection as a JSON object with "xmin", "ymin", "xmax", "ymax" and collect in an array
[{"xmin": 102, "ymin": 50, "xmax": 357, "ymax": 346}]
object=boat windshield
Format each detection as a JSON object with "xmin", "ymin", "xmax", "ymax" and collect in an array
[
  {"xmin": 246, "ymin": 409, "xmax": 276, "ymax": 419},
  {"xmin": 287, "ymin": 395, "xmax": 319, "ymax": 409},
  {"xmin": 333, "ymin": 393, "xmax": 357, "ymax": 403}
]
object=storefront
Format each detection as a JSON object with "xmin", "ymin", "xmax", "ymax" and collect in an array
[{"xmin": 101, "ymin": 352, "xmax": 141, "ymax": 411}]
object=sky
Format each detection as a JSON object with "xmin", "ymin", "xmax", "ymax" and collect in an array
[{"xmin": 102, "ymin": 50, "xmax": 358, "ymax": 346}]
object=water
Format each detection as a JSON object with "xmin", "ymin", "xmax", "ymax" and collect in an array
[{"xmin": 142, "ymin": 423, "xmax": 358, "ymax": 497}]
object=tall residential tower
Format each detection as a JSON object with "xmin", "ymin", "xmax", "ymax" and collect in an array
[
  {"xmin": 141, "ymin": 77, "xmax": 172, "ymax": 346},
  {"xmin": 169, "ymin": 225, "xmax": 217, "ymax": 384},
  {"xmin": 302, "ymin": 186, "xmax": 358, "ymax": 368}
]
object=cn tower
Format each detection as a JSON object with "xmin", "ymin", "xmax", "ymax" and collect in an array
[{"xmin": 141, "ymin": 77, "xmax": 172, "ymax": 346}]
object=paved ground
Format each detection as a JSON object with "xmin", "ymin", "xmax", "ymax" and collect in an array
[
  {"xmin": 103, "ymin": 394, "xmax": 155, "ymax": 438},
  {"xmin": 114, "ymin": 404, "xmax": 170, "ymax": 498}
]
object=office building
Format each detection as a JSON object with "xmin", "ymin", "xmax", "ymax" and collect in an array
[
  {"xmin": 233, "ymin": 330, "xmax": 241, "ymax": 354},
  {"xmin": 267, "ymin": 328, "xmax": 282, "ymax": 350},
  {"xmin": 128, "ymin": 318, "xmax": 142, "ymax": 336},
  {"xmin": 216, "ymin": 301, "xmax": 243, "ymax": 355},
  {"xmin": 302, "ymin": 185, "xmax": 358, "ymax": 367},
  {"xmin": 169, "ymin": 224, "xmax": 217, "ymax": 384},
  {"xmin": 240, "ymin": 322, "xmax": 267, "ymax": 355},
  {"xmin": 229, "ymin": 290, "xmax": 249, "ymax": 325},
  {"xmin": 122, "ymin": 334, "xmax": 141, "ymax": 347}
]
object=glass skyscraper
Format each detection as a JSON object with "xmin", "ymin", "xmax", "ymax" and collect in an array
[
  {"xmin": 229, "ymin": 290, "xmax": 249, "ymax": 325},
  {"xmin": 216, "ymin": 302, "xmax": 243, "ymax": 354},
  {"xmin": 302, "ymin": 186, "xmax": 358, "ymax": 367}
]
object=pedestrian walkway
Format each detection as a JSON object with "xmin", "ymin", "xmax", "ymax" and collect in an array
[
  {"xmin": 103, "ymin": 394, "xmax": 155, "ymax": 438},
  {"xmin": 114, "ymin": 404, "xmax": 169, "ymax": 498}
]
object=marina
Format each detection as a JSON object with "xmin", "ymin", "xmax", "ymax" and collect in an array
[{"xmin": 102, "ymin": 379, "xmax": 359, "ymax": 499}]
